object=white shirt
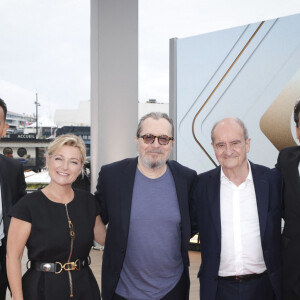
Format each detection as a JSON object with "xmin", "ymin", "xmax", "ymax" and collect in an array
[
  {"xmin": 0, "ymin": 185, "xmax": 4, "ymax": 247},
  {"xmin": 218, "ymin": 162, "xmax": 267, "ymax": 276}
]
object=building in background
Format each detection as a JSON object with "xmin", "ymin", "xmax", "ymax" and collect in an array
[
  {"xmin": 23, "ymin": 115, "xmax": 57, "ymax": 138},
  {"xmin": 1, "ymin": 100, "xmax": 168, "ymax": 172},
  {"xmin": 54, "ymin": 99, "xmax": 169, "ymax": 126},
  {"xmin": 138, "ymin": 99, "xmax": 169, "ymax": 117},
  {"xmin": 0, "ymin": 134, "xmax": 50, "ymax": 171},
  {"xmin": 54, "ymin": 100, "xmax": 90, "ymax": 126},
  {"xmin": 56, "ymin": 126, "xmax": 90, "ymax": 156},
  {"xmin": 6, "ymin": 111, "xmax": 35, "ymax": 134}
]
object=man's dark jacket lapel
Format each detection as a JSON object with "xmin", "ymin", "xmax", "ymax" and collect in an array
[
  {"xmin": 120, "ymin": 158, "xmax": 191, "ymax": 235},
  {"xmin": 206, "ymin": 162, "xmax": 270, "ymax": 243},
  {"xmin": 0, "ymin": 155, "xmax": 13, "ymax": 235},
  {"xmin": 208, "ymin": 167, "xmax": 221, "ymax": 242},
  {"xmin": 119, "ymin": 157, "xmax": 138, "ymax": 236},
  {"xmin": 251, "ymin": 162, "xmax": 269, "ymax": 241},
  {"xmin": 168, "ymin": 161, "xmax": 188, "ymax": 221}
]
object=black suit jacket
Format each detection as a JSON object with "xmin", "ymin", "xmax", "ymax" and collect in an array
[
  {"xmin": 95, "ymin": 157, "xmax": 197, "ymax": 300},
  {"xmin": 276, "ymin": 146, "xmax": 300, "ymax": 294},
  {"xmin": 191, "ymin": 162, "xmax": 283, "ymax": 300},
  {"xmin": 0, "ymin": 154, "xmax": 26, "ymax": 289}
]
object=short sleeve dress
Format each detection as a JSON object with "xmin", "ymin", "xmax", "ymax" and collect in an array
[{"xmin": 9, "ymin": 189, "xmax": 101, "ymax": 300}]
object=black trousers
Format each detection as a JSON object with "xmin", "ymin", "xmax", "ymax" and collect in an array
[
  {"xmin": 112, "ymin": 270, "xmax": 189, "ymax": 300},
  {"xmin": 215, "ymin": 272, "xmax": 275, "ymax": 300},
  {"xmin": 0, "ymin": 242, "xmax": 8, "ymax": 300},
  {"xmin": 283, "ymin": 289, "xmax": 300, "ymax": 300}
]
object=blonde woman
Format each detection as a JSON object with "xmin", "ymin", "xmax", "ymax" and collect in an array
[{"xmin": 7, "ymin": 134, "xmax": 106, "ymax": 300}]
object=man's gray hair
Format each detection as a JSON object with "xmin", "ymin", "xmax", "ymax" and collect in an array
[
  {"xmin": 136, "ymin": 112, "xmax": 174, "ymax": 137},
  {"xmin": 211, "ymin": 117, "xmax": 249, "ymax": 142}
]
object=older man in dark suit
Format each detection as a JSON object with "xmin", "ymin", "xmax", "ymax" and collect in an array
[
  {"xmin": 0, "ymin": 98, "xmax": 26, "ymax": 300},
  {"xmin": 276, "ymin": 100, "xmax": 300, "ymax": 300},
  {"xmin": 192, "ymin": 118, "xmax": 282, "ymax": 300},
  {"xmin": 95, "ymin": 112, "xmax": 197, "ymax": 300}
]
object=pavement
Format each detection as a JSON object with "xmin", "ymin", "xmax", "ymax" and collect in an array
[{"xmin": 6, "ymin": 249, "xmax": 202, "ymax": 299}]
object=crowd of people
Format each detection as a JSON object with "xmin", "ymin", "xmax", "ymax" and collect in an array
[{"xmin": 0, "ymin": 96, "xmax": 300, "ymax": 300}]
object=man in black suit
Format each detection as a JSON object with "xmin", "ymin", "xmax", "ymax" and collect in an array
[
  {"xmin": 192, "ymin": 118, "xmax": 282, "ymax": 300},
  {"xmin": 0, "ymin": 98, "xmax": 26, "ymax": 300},
  {"xmin": 95, "ymin": 112, "xmax": 196, "ymax": 300},
  {"xmin": 276, "ymin": 100, "xmax": 300, "ymax": 300}
]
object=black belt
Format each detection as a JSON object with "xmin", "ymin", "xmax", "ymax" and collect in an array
[
  {"xmin": 28, "ymin": 257, "xmax": 91, "ymax": 274},
  {"xmin": 218, "ymin": 270, "xmax": 267, "ymax": 282}
]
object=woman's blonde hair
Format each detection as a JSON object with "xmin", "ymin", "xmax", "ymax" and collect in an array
[{"xmin": 47, "ymin": 134, "xmax": 86, "ymax": 164}]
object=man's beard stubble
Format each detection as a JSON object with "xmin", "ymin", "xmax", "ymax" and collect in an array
[{"xmin": 139, "ymin": 149, "xmax": 169, "ymax": 169}]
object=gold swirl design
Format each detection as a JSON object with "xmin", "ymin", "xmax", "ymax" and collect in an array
[{"xmin": 192, "ymin": 21, "xmax": 265, "ymax": 166}]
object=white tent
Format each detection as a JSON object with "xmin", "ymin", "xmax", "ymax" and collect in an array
[
  {"xmin": 25, "ymin": 170, "xmax": 51, "ymax": 184},
  {"xmin": 27, "ymin": 116, "xmax": 57, "ymax": 128}
]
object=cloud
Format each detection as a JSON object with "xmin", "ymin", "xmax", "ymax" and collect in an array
[
  {"xmin": 0, "ymin": 80, "xmax": 57, "ymax": 119},
  {"xmin": 1, "ymin": 0, "xmax": 300, "ymax": 110},
  {"xmin": 0, "ymin": 0, "xmax": 90, "ymax": 113}
]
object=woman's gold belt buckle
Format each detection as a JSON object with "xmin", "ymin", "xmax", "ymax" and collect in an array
[{"xmin": 55, "ymin": 259, "xmax": 80, "ymax": 274}]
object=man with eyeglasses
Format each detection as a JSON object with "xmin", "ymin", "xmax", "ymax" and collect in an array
[
  {"xmin": 95, "ymin": 112, "xmax": 197, "ymax": 300},
  {"xmin": 191, "ymin": 117, "xmax": 282, "ymax": 300},
  {"xmin": 0, "ymin": 98, "xmax": 26, "ymax": 300}
]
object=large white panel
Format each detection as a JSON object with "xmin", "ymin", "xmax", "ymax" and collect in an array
[{"xmin": 174, "ymin": 14, "xmax": 300, "ymax": 173}]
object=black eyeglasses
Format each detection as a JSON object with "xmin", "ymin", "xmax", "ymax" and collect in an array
[{"xmin": 137, "ymin": 134, "xmax": 174, "ymax": 145}]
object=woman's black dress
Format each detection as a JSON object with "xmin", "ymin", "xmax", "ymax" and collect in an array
[{"xmin": 10, "ymin": 189, "xmax": 101, "ymax": 300}]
